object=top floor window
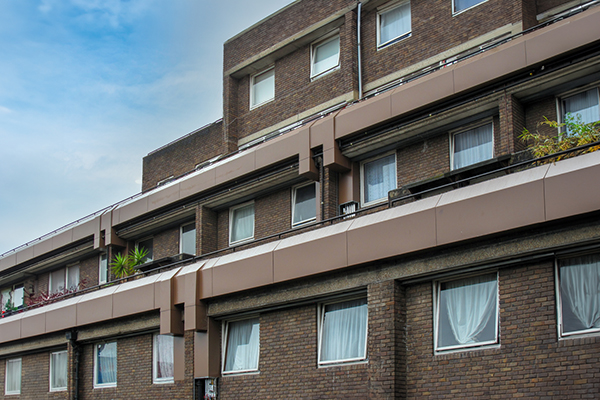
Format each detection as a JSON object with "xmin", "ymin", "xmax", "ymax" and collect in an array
[
  {"xmin": 250, "ymin": 67, "xmax": 275, "ymax": 109},
  {"xmin": 361, "ymin": 152, "xmax": 397, "ymax": 206},
  {"xmin": 451, "ymin": 122, "xmax": 494, "ymax": 170},
  {"xmin": 1, "ymin": 285, "xmax": 24, "ymax": 311},
  {"xmin": 378, "ymin": 1, "xmax": 411, "ymax": 48},
  {"xmin": 311, "ymin": 34, "xmax": 340, "ymax": 79},
  {"xmin": 453, "ymin": 0, "xmax": 487, "ymax": 14},
  {"xmin": 50, "ymin": 265, "xmax": 80, "ymax": 294},
  {"xmin": 136, "ymin": 237, "xmax": 154, "ymax": 262},
  {"xmin": 229, "ymin": 201, "xmax": 255, "ymax": 245},
  {"xmin": 561, "ymin": 87, "xmax": 600, "ymax": 132},
  {"xmin": 180, "ymin": 222, "xmax": 196, "ymax": 255},
  {"xmin": 292, "ymin": 182, "xmax": 317, "ymax": 227}
]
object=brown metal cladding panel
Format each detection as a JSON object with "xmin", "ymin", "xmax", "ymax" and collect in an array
[
  {"xmin": 116, "ymin": 196, "xmax": 149, "ymax": 225},
  {"xmin": 526, "ymin": 7, "xmax": 600, "ymax": 66},
  {"xmin": 148, "ymin": 183, "xmax": 182, "ymax": 212},
  {"xmin": 72, "ymin": 218, "xmax": 98, "ymax": 242},
  {"xmin": 45, "ymin": 303, "xmax": 77, "ymax": 332},
  {"xmin": 0, "ymin": 253, "xmax": 16, "ymax": 272},
  {"xmin": 214, "ymin": 150, "xmax": 256, "ymax": 186},
  {"xmin": 20, "ymin": 312, "xmax": 46, "ymax": 338},
  {"xmin": 436, "ymin": 168, "xmax": 547, "ymax": 246},
  {"xmin": 211, "ymin": 246, "xmax": 275, "ymax": 296},
  {"xmin": 180, "ymin": 168, "xmax": 217, "ymax": 199},
  {"xmin": 273, "ymin": 222, "xmax": 352, "ymax": 283},
  {"xmin": 33, "ymin": 238, "xmax": 53, "ymax": 258},
  {"xmin": 101, "ymin": 212, "xmax": 112, "ymax": 232},
  {"xmin": 112, "ymin": 281, "xmax": 157, "ymax": 318},
  {"xmin": 311, "ymin": 115, "xmax": 335, "ymax": 148},
  {"xmin": 51, "ymin": 229, "xmax": 74, "ymax": 250},
  {"xmin": 454, "ymin": 40, "xmax": 527, "ymax": 94},
  {"xmin": 15, "ymin": 244, "xmax": 34, "ymax": 264},
  {"xmin": 334, "ymin": 92, "xmax": 392, "ymax": 139},
  {"xmin": 545, "ymin": 152, "xmax": 600, "ymax": 221},
  {"xmin": 154, "ymin": 267, "xmax": 180, "ymax": 309},
  {"xmin": 0, "ymin": 318, "xmax": 21, "ymax": 342},
  {"xmin": 390, "ymin": 67, "xmax": 455, "ymax": 117},
  {"xmin": 255, "ymin": 126, "xmax": 309, "ymax": 170},
  {"xmin": 346, "ymin": 196, "xmax": 440, "ymax": 266},
  {"xmin": 76, "ymin": 295, "xmax": 113, "ymax": 326},
  {"xmin": 199, "ymin": 265, "xmax": 214, "ymax": 299}
]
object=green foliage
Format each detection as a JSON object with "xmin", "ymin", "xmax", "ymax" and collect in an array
[
  {"xmin": 110, "ymin": 247, "xmax": 148, "ymax": 279},
  {"xmin": 520, "ymin": 114, "xmax": 600, "ymax": 164}
]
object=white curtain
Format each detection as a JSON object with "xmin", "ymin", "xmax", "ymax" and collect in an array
[
  {"xmin": 96, "ymin": 342, "xmax": 117, "ymax": 385},
  {"xmin": 293, "ymin": 184, "xmax": 316, "ymax": 225},
  {"xmin": 364, "ymin": 154, "xmax": 396, "ymax": 204},
  {"xmin": 51, "ymin": 351, "xmax": 68, "ymax": 390},
  {"xmin": 155, "ymin": 335, "xmax": 174, "ymax": 380},
  {"xmin": 440, "ymin": 274, "xmax": 497, "ymax": 347},
  {"xmin": 380, "ymin": 2, "xmax": 411, "ymax": 45},
  {"xmin": 67, "ymin": 265, "xmax": 80, "ymax": 290},
  {"xmin": 453, "ymin": 123, "xmax": 493, "ymax": 169},
  {"xmin": 252, "ymin": 69, "xmax": 275, "ymax": 106},
  {"xmin": 563, "ymin": 88, "xmax": 600, "ymax": 130},
  {"xmin": 5, "ymin": 359, "xmax": 21, "ymax": 394},
  {"xmin": 1, "ymin": 289, "xmax": 10, "ymax": 311},
  {"xmin": 225, "ymin": 318, "xmax": 260, "ymax": 372},
  {"xmin": 51, "ymin": 269, "xmax": 65, "ymax": 293},
  {"xmin": 320, "ymin": 298, "xmax": 368, "ymax": 362},
  {"xmin": 231, "ymin": 203, "xmax": 254, "ymax": 243},
  {"xmin": 313, "ymin": 36, "xmax": 340, "ymax": 76},
  {"xmin": 454, "ymin": 0, "xmax": 484, "ymax": 12},
  {"xmin": 560, "ymin": 255, "xmax": 600, "ymax": 333}
]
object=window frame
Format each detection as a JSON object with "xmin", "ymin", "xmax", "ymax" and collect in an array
[
  {"xmin": 93, "ymin": 342, "xmax": 117, "ymax": 389},
  {"xmin": 221, "ymin": 316, "xmax": 260, "ymax": 375},
  {"xmin": 434, "ymin": 272, "xmax": 499, "ymax": 353},
  {"xmin": 153, "ymin": 333, "xmax": 175, "ymax": 384},
  {"xmin": 452, "ymin": 0, "xmax": 488, "ymax": 15},
  {"xmin": 180, "ymin": 221, "xmax": 196, "ymax": 256},
  {"xmin": 250, "ymin": 66, "xmax": 275, "ymax": 109},
  {"xmin": 377, "ymin": 1, "xmax": 412, "ymax": 49},
  {"xmin": 317, "ymin": 296, "xmax": 369, "ymax": 366},
  {"xmin": 310, "ymin": 32, "xmax": 341, "ymax": 80},
  {"xmin": 4, "ymin": 358, "xmax": 21, "ymax": 395},
  {"xmin": 449, "ymin": 119, "xmax": 494, "ymax": 171},
  {"xmin": 136, "ymin": 237, "xmax": 154, "ymax": 262},
  {"xmin": 229, "ymin": 201, "xmax": 255, "ymax": 246},
  {"xmin": 291, "ymin": 182, "xmax": 318, "ymax": 227},
  {"xmin": 557, "ymin": 85, "xmax": 600, "ymax": 130},
  {"xmin": 360, "ymin": 151, "xmax": 397, "ymax": 207},
  {"xmin": 99, "ymin": 253, "xmax": 108, "ymax": 285},
  {"xmin": 49, "ymin": 264, "xmax": 80, "ymax": 294},
  {"xmin": 49, "ymin": 350, "xmax": 68, "ymax": 392}
]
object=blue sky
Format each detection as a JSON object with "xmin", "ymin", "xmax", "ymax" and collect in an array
[{"xmin": 0, "ymin": 0, "xmax": 294, "ymax": 254}]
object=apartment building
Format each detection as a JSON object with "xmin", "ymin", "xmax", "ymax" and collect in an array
[{"xmin": 2, "ymin": 0, "xmax": 600, "ymax": 398}]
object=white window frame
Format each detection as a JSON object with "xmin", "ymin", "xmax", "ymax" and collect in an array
[
  {"xmin": 49, "ymin": 350, "xmax": 68, "ymax": 392},
  {"xmin": 556, "ymin": 253, "xmax": 600, "ymax": 338},
  {"xmin": 49, "ymin": 265, "xmax": 80, "ymax": 294},
  {"xmin": 180, "ymin": 222, "xmax": 197, "ymax": 256},
  {"xmin": 99, "ymin": 253, "xmax": 108, "ymax": 285},
  {"xmin": 449, "ymin": 119, "xmax": 494, "ymax": 171},
  {"xmin": 310, "ymin": 32, "xmax": 341, "ymax": 80},
  {"xmin": 4, "ymin": 358, "xmax": 21, "ymax": 395},
  {"xmin": 292, "ymin": 182, "xmax": 318, "ymax": 227},
  {"xmin": 153, "ymin": 334, "xmax": 175, "ymax": 384},
  {"xmin": 557, "ymin": 85, "xmax": 600, "ymax": 131},
  {"xmin": 434, "ymin": 272, "xmax": 499, "ymax": 352},
  {"xmin": 377, "ymin": 1, "xmax": 411, "ymax": 49},
  {"xmin": 229, "ymin": 201, "xmax": 255, "ymax": 246},
  {"xmin": 93, "ymin": 342, "xmax": 117, "ymax": 389},
  {"xmin": 221, "ymin": 316, "xmax": 260, "ymax": 375},
  {"xmin": 250, "ymin": 66, "xmax": 275, "ymax": 109},
  {"xmin": 452, "ymin": 0, "xmax": 488, "ymax": 15},
  {"xmin": 136, "ymin": 237, "xmax": 154, "ymax": 262},
  {"xmin": 317, "ymin": 296, "xmax": 368, "ymax": 366},
  {"xmin": 1, "ymin": 285, "xmax": 24, "ymax": 311},
  {"xmin": 360, "ymin": 152, "xmax": 397, "ymax": 207}
]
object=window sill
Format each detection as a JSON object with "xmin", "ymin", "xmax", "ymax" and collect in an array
[
  {"xmin": 377, "ymin": 32, "xmax": 411, "ymax": 50},
  {"xmin": 250, "ymin": 97, "xmax": 274, "ymax": 111},
  {"xmin": 435, "ymin": 343, "xmax": 500, "ymax": 355},
  {"xmin": 318, "ymin": 359, "xmax": 368, "ymax": 369},
  {"xmin": 310, "ymin": 66, "xmax": 340, "ymax": 82},
  {"xmin": 222, "ymin": 370, "xmax": 260, "ymax": 376}
]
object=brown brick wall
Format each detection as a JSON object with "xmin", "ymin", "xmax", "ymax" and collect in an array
[
  {"xmin": 199, "ymin": 206, "xmax": 217, "ymax": 255},
  {"xmin": 141, "ymin": 121, "xmax": 224, "ymax": 192},
  {"xmin": 153, "ymin": 226, "xmax": 180, "ymax": 260},
  {"xmin": 397, "ymin": 136, "xmax": 449, "ymax": 187},
  {"xmin": 524, "ymin": 95, "xmax": 558, "ymax": 141}
]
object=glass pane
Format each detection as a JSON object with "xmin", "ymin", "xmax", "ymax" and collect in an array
[
  {"xmin": 380, "ymin": 2, "xmax": 411, "ymax": 45},
  {"xmin": 454, "ymin": 0, "xmax": 485, "ymax": 12},
  {"xmin": 312, "ymin": 36, "xmax": 340, "ymax": 77},
  {"xmin": 181, "ymin": 223, "xmax": 196, "ymax": 255},
  {"xmin": 137, "ymin": 238, "xmax": 153, "ymax": 261},
  {"xmin": 320, "ymin": 298, "xmax": 368, "ymax": 363},
  {"xmin": 437, "ymin": 274, "xmax": 497, "ymax": 349},
  {"xmin": 293, "ymin": 184, "xmax": 316, "ymax": 225},
  {"xmin": 67, "ymin": 265, "xmax": 80, "ymax": 291},
  {"xmin": 154, "ymin": 334, "xmax": 174, "ymax": 381},
  {"xmin": 12, "ymin": 286, "xmax": 24, "ymax": 308},
  {"xmin": 96, "ymin": 342, "xmax": 117, "ymax": 385},
  {"xmin": 563, "ymin": 88, "xmax": 600, "ymax": 130},
  {"xmin": 99, "ymin": 253, "xmax": 108, "ymax": 284},
  {"xmin": 453, "ymin": 123, "xmax": 493, "ymax": 169},
  {"xmin": 50, "ymin": 269, "xmax": 65, "ymax": 294},
  {"xmin": 252, "ymin": 69, "xmax": 275, "ymax": 107},
  {"xmin": 230, "ymin": 203, "xmax": 254, "ymax": 243},
  {"xmin": 363, "ymin": 154, "xmax": 396, "ymax": 204},
  {"xmin": 51, "ymin": 351, "xmax": 68, "ymax": 390},
  {"xmin": 224, "ymin": 318, "xmax": 260, "ymax": 372},
  {"xmin": 6, "ymin": 359, "xmax": 21, "ymax": 394}
]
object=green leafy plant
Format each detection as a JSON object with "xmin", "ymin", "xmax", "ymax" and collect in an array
[
  {"xmin": 520, "ymin": 113, "xmax": 600, "ymax": 164},
  {"xmin": 110, "ymin": 247, "xmax": 149, "ymax": 279}
]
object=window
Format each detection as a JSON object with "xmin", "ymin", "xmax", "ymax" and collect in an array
[
  {"xmin": 153, "ymin": 334, "xmax": 174, "ymax": 384},
  {"xmin": 5, "ymin": 359, "xmax": 21, "ymax": 395},
  {"xmin": 318, "ymin": 298, "xmax": 368, "ymax": 365},
  {"xmin": 561, "ymin": 87, "xmax": 600, "ymax": 132},
  {"xmin": 451, "ymin": 122, "xmax": 494, "ymax": 170},
  {"xmin": 311, "ymin": 34, "xmax": 340, "ymax": 79},
  {"xmin": 180, "ymin": 222, "xmax": 196, "ymax": 255},
  {"xmin": 136, "ymin": 237, "xmax": 153, "ymax": 261},
  {"xmin": 360, "ymin": 153, "xmax": 397, "ymax": 206},
  {"xmin": 292, "ymin": 182, "xmax": 317, "ymax": 226},
  {"xmin": 50, "ymin": 350, "xmax": 67, "ymax": 392},
  {"xmin": 453, "ymin": 0, "xmax": 487, "ymax": 14},
  {"xmin": 229, "ymin": 202, "xmax": 255, "ymax": 245},
  {"xmin": 94, "ymin": 342, "xmax": 117, "ymax": 388},
  {"xmin": 222, "ymin": 317, "xmax": 260, "ymax": 374},
  {"xmin": 377, "ymin": 1, "xmax": 411, "ymax": 48},
  {"xmin": 1, "ymin": 285, "xmax": 24, "ymax": 311},
  {"xmin": 435, "ymin": 273, "xmax": 498, "ymax": 351},
  {"xmin": 557, "ymin": 254, "xmax": 600, "ymax": 337},
  {"xmin": 50, "ymin": 265, "xmax": 80, "ymax": 294},
  {"xmin": 250, "ymin": 67, "xmax": 275, "ymax": 109},
  {"xmin": 99, "ymin": 253, "xmax": 108, "ymax": 284}
]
